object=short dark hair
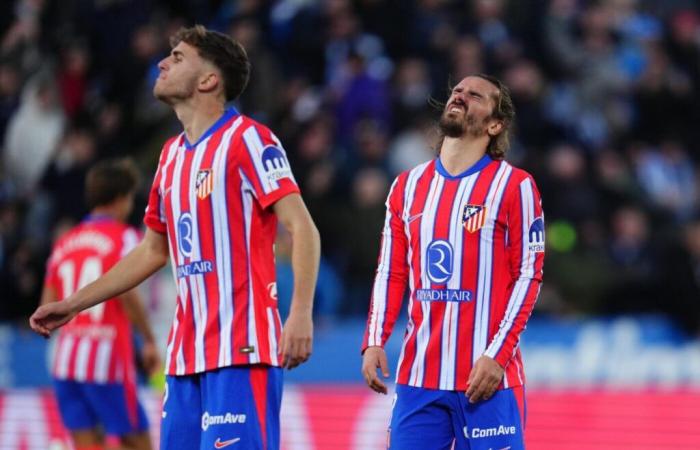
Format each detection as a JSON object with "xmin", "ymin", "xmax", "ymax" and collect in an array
[
  {"xmin": 473, "ymin": 73, "xmax": 515, "ymax": 160},
  {"xmin": 170, "ymin": 25, "xmax": 250, "ymax": 102},
  {"xmin": 85, "ymin": 158, "xmax": 140, "ymax": 210}
]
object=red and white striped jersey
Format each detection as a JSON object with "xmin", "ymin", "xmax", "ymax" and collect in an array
[
  {"xmin": 362, "ymin": 155, "xmax": 545, "ymax": 391},
  {"xmin": 44, "ymin": 217, "xmax": 140, "ymax": 383},
  {"xmin": 143, "ymin": 108, "xmax": 299, "ymax": 376}
]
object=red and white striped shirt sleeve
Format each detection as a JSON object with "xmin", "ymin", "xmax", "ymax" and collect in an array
[
  {"xmin": 239, "ymin": 122, "xmax": 300, "ymax": 209},
  {"xmin": 484, "ymin": 175, "xmax": 545, "ymax": 367},
  {"xmin": 143, "ymin": 138, "xmax": 177, "ymax": 234},
  {"xmin": 362, "ymin": 175, "xmax": 409, "ymax": 352}
]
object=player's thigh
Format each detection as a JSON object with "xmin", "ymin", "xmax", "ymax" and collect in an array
[
  {"xmin": 82, "ymin": 382, "xmax": 149, "ymax": 439},
  {"xmin": 159, "ymin": 374, "xmax": 203, "ymax": 450},
  {"xmin": 53, "ymin": 379, "xmax": 101, "ymax": 434},
  {"xmin": 456, "ymin": 387, "xmax": 526, "ymax": 450},
  {"xmin": 200, "ymin": 365, "xmax": 283, "ymax": 450},
  {"xmin": 388, "ymin": 384, "xmax": 455, "ymax": 450}
]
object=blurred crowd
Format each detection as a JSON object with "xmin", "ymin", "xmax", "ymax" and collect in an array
[{"xmin": 0, "ymin": 0, "xmax": 699, "ymax": 335}]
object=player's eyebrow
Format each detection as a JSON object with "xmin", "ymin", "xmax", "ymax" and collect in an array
[
  {"xmin": 467, "ymin": 89, "xmax": 483, "ymax": 98},
  {"xmin": 171, "ymin": 50, "xmax": 184, "ymax": 59}
]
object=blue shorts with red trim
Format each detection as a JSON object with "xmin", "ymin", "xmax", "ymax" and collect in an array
[
  {"xmin": 53, "ymin": 379, "xmax": 149, "ymax": 436},
  {"xmin": 160, "ymin": 365, "xmax": 283, "ymax": 450},
  {"xmin": 388, "ymin": 384, "xmax": 526, "ymax": 450}
]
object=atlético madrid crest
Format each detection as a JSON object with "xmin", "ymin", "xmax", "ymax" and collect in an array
[
  {"xmin": 196, "ymin": 168, "xmax": 214, "ymax": 200},
  {"xmin": 462, "ymin": 204, "xmax": 487, "ymax": 233}
]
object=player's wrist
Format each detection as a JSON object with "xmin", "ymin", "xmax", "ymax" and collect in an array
[{"xmin": 288, "ymin": 302, "xmax": 313, "ymax": 317}]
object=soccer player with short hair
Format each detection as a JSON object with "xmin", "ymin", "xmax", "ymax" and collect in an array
[
  {"xmin": 31, "ymin": 25, "xmax": 320, "ymax": 450},
  {"xmin": 361, "ymin": 75, "xmax": 544, "ymax": 450},
  {"xmin": 42, "ymin": 158, "xmax": 158, "ymax": 450}
]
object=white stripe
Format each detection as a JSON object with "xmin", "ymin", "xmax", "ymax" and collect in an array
[
  {"xmin": 242, "ymin": 126, "xmax": 276, "ymax": 193},
  {"xmin": 368, "ymin": 177, "xmax": 400, "ymax": 346},
  {"xmin": 240, "ymin": 171, "xmax": 260, "ymax": 363},
  {"xmin": 267, "ymin": 307, "xmax": 279, "ymax": 365},
  {"xmin": 55, "ymin": 335, "xmax": 74, "ymax": 379},
  {"xmin": 213, "ymin": 117, "xmax": 241, "ymax": 367},
  {"xmin": 485, "ymin": 178, "xmax": 537, "ymax": 358},
  {"xmin": 439, "ymin": 175, "xmax": 477, "ymax": 390},
  {"xmin": 409, "ymin": 174, "xmax": 444, "ymax": 386},
  {"xmin": 93, "ymin": 338, "xmax": 112, "ymax": 382},
  {"xmin": 73, "ymin": 337, "xmax": 92, "ymax": 381},
  {"xmin": 472, "ymin": 163, "xmax": 512, "ymax": 366},
  {"xmin": 188, "ymin": 137, "xmax": 211, "ymax": 373}
]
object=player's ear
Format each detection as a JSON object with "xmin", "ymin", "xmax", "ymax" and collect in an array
[
  {"xmin": 198, "ymin": 70, "xmax": 221, "ymax": 94},
  {"xmin": 487, "ymin": 119, "xmax": 503, "ymax": 137}
]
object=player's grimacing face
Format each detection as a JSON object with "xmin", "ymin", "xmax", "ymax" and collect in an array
[
  {"xmin": 153, "ymin": 42, "xmax": 203, "ymax": 103},
  {"xmin": 439, "ymin": 76, "xmax": 499, "ymax": 138}
]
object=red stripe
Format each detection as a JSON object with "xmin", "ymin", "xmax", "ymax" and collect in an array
[
  {"xmin": 179, "ymin": 149, "xmax": 196, "ymax": 374},
  {"xmin": 250, "ymin": 367, "xmax": 269, "ymax": 448}
]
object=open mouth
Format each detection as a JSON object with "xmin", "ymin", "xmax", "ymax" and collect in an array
[{"xmin": 448, "ymin": 102, "xmax": 466, "ymax": 113}]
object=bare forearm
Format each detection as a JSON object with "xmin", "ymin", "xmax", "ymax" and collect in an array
[
  {"xmin": 289, "ymin": 220, "xmax": 320, "ymax": 316},
  {"xmin": 67, "ymin": 234, "xmax": 168, "ymax": 314}
]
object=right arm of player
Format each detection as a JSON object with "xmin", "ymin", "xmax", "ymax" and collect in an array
[
  {"xmin": 361, "ymin": 177, "xmax": 409, "ymax": 394},
  {"xmin": 30, "ymin": 229, "xmax": 169, "ymax": 337}
]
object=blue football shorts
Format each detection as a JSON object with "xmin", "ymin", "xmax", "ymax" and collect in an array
[
  {"xmin": 388, "ymin": 384, "xmax": 526, "ymax": 450},
  {"xmin": 53, "ymin": 379, "xmax": 149, "ymax": 436},
  {"xmin": 160, "ymin": 365, "xmax": 283, "ymax": 450}
]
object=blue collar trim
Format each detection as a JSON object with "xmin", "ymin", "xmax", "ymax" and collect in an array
[
  {"xmin": 183, "ymin": 107, "xmax": 239, "ymax": 150},
  {"xmin": 435, "ymin": 154, "xmax": 492, "ymax": 179}
]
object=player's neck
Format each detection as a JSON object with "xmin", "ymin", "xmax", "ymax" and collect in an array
[
  {"xmin": 439, "ymin": 135, "xmax": 488, "ymax": 176},
  {"xmin": 173, "ymin": 99, "xmax": 226, "ymax": 144}
]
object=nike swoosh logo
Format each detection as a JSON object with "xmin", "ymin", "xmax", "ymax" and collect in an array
[
  {"xmin": 214, "ymin": 437, "xmax": 240, "ymax": 448},
  {"xmin": 406, "ymin": 213, "xmax": 423, "ymax": 224}
]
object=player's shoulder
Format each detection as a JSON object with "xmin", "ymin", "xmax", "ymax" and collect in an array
[
  {"xmin": 395, "ymin": 158, "xmax": 436, "ymax": 185},
  {"xmin": 500, "ymin": 160, "xmax": 538, "ymax": 187},
  {"xmin": 237, "ymin": 114, "xmax": 281, "ymax": 144}
]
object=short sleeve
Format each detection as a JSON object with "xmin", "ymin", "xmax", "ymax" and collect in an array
[
  {"xmin": 143, "ymin": 139, "xmax": 177, "ymax": 234},
  {"xmin": 237, "ymin": 123, "xmax": 300, "ymax": 209}
]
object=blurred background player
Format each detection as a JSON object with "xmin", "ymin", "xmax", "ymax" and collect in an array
[
  {"xmin": 362, "ymin": 75, "xmax": 544, "ymax": 450},
  {"xmin": 30, "ymin": 25, "xmax": 320, "ymax": 450},
  {"xmin": 41, "ymin": 158, "xmax": 159, "ymax": 450}
]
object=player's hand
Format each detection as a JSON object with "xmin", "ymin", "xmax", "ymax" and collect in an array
[
  {"xmin": 279, "ymin": 311, "xmax": 313, "ymax": 370},
  {"xmin": 466, "ymin": 355, "xmax": 504, "ymax": 403},
  {"xmin": 361, "ymin": 346, "xmax": 390, "ymax": 394},
  {"xmin": 29, "ymin": 300, "xmax": 77, "ymax": 338},
  {"xmin": 141, "ymin": 340, "xmax": 162, "ymax": 377}
]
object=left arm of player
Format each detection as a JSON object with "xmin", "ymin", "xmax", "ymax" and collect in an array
[
  {"xmin": 121, "ymin": 289, "xmax": 161, "ymax": 377},
  {"xmin": 467, "ymin": 176, "xmax": 545, "ymax": 403},
  {"xmin": 273, "ymin": 193, "xmax": 321, "ymax": 370}
]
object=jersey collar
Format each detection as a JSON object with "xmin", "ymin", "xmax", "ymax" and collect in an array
[
  {"xmin": 435, "ymin": 154, "xmax": 492, "ymax": 180},
  {"xmin": 183, "ymin": 107, "xmax": 239, "ymax": 150}
]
